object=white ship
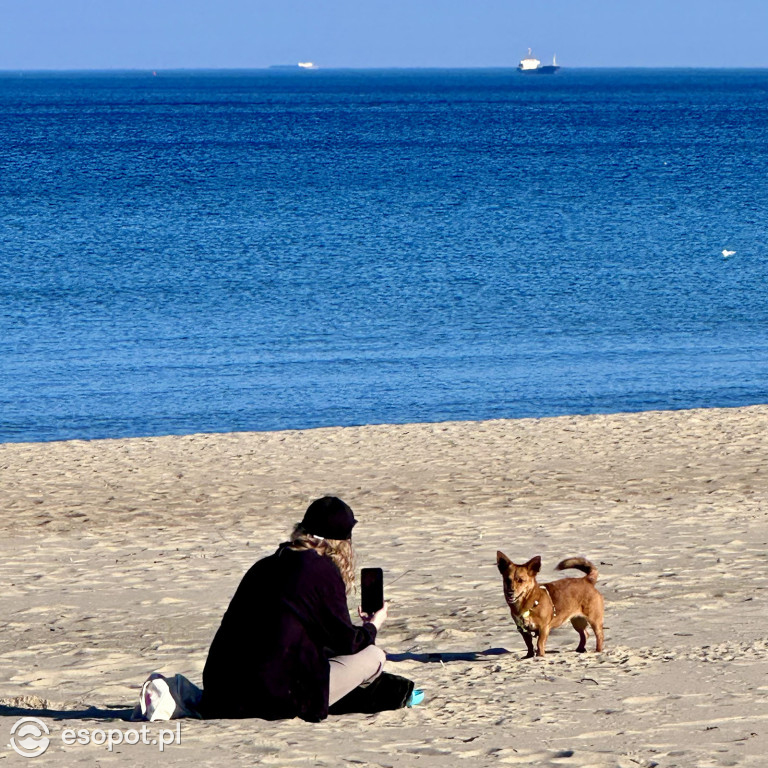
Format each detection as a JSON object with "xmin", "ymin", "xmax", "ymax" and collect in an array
[
  {"xmin": 517, "ymin": 49, "xmax": 560, "ymax": 75},
  {"xmin": 269, "ymin": 62, "xmax": 318, "ymax": 70}
]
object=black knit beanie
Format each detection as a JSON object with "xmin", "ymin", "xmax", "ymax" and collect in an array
[{"xmin": 300, "ymin": 496, "xmax": 357, "ymax": 540}]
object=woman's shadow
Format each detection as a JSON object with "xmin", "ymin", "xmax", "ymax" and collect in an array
[
  {"xmin": 386, "ymin": 647, "xmax": 510, "ymax": 663},
  {"xmin": 0, "ymin": 703, "xmax": 134, "ymax": 722}
]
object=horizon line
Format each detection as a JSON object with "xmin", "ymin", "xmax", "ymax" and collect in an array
[{"xmin": 2, "ymin": 64, "xmax": 768, "ymax": 74}]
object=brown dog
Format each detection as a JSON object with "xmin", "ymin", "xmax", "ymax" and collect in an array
[{"xmin": 496, "ymin": 552, "xmax": 604, "ymax": 658}]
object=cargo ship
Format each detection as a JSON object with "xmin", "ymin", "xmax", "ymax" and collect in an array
[
  {"xmin": 518, "ymin": 49, "xmax": 560, "ymax": 74},
  {"xmin": 269, "ymin": 62, "xmax": 318, "ymax": 70}
]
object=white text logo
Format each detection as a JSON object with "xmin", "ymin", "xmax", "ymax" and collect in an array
[{"xmin": 9, "ymin": 718, "xmax": 51, "ymax": 758}]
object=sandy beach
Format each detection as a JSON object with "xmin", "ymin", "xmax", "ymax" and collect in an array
[{"xmin": 1, "ymin": 405, "xmax": 767, "ymax": 766}]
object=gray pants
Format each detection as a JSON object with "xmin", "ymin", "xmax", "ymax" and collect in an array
[{"xmin": 328, "ymin": 645, "xmax": 386, "ymax": 706}]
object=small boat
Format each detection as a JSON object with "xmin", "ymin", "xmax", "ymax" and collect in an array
[{"xmin": 518, "ymin": 49, "xmax": 560, "ymax": 75}]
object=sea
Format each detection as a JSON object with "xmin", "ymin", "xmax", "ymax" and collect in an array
[{"xmin": 1, "ymin": 68, "xmax": 768, "ymax": 443}]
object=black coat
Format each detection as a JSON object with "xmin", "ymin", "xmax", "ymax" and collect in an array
[{"xmin": 201, "ymin": 544, "xmax": 377, "ymax": 721}]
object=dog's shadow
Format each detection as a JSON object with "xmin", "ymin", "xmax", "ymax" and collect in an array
[
  {"xmin": 387, "ymin": 647, "xmax": 513, "ymax": 663},
  {"xmin": 0, "ymin": 703, "xmax": 134, "ymax": 722}
]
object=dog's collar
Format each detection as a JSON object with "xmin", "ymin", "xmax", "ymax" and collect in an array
[{"xmin": 519, "ymin": 597, "xmax": 542, "ymax": 619}]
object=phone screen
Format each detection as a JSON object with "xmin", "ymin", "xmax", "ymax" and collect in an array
[{"xmin": 361, "ymin": 567, "xmax": 384, "ymax": 615}]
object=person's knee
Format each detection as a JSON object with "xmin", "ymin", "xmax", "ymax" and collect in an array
[
  {"xmin": 365, "ymin": 645, "xmax": 387, "ymax": 675},
  {"xmin": 372, "ymin": 645, "xmax": 386, "ymax": 664}
]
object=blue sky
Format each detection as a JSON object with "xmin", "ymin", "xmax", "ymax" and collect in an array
[{"xmin": 1, "ymin": 0, "xmax": 767, "ymax": 70}]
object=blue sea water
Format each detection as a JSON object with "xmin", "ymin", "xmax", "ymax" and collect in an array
[{"xmin": 1, "ymin": 68, "xmax": 768, "ymax": 443}]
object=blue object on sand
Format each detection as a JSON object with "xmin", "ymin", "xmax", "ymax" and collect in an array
[{"xmin": 407, "ymin": 689, "xmax": 425, "ymax": 707}]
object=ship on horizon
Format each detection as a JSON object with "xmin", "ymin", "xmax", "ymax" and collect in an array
[
  {"xmin": 269, "ymin": 62, "xmax": 318, "ymax": 70},
  {"xmin": 518, "ymin": 49, "xmax": 560, "ymax": 74}
]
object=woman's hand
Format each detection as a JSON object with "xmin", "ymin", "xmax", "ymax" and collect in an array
[{"xmin": 358, "ymin": 601, "xmax": 389, "ymax": 630}]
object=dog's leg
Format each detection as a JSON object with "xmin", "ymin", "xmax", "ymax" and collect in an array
[
  {"xmin": 536, "ymin": 626, "xmax": 550, "ymax": 657},
  {"xmin": 591, "ymin": 620, "xmax": 604, "ymax": 652},
  {"xmin": 519, "ymin": 629, "xmax": 535, "ymax": 658},
  {"xmin": 570, "ymin": 616, "xmax": 589, "ymax": 652}
]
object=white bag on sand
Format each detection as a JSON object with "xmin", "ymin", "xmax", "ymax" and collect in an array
[{"xmin": 133, "ymin": 672, "xmax": 203, "ymax": 721}]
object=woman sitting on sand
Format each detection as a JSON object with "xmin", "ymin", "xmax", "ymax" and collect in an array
[{"xmin": 201, "ymin": 496, "xmax": 421, "ymax": 721}]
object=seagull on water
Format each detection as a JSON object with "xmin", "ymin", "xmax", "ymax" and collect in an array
[{"xmin": 721, "ymin": 249, "xmax": 736, "ymax": 258}]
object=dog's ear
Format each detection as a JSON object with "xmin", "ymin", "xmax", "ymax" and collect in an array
[
  {"xmin": 526, "ymin": 555, "xmax": 542, "ymax": 574},
  {"xmin": 496, "ymin": 551, "xmax": 511, "ymax": 573}
]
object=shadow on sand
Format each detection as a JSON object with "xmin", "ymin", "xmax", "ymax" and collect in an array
[
  {"xmin": 386, "ymin": 647, "xmax": 512, "ymax": 663},
  {"xmin": 0, "ymin": 703, "xmax": 134, "ymax": 721}
]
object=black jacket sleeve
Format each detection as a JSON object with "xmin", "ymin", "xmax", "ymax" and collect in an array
[{"xmin": 299, "ymin": 554, "xmax": 377, "ymax": 656}]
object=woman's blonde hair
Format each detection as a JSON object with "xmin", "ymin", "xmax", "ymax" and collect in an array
[{"xmin": 289, "ymin": 524, "xmax": 356, "ymax": 593}]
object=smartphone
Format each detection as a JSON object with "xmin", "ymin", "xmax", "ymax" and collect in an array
[{"xmin": 361, "ymin": 567, "xmax": 384, "ymax": 615}]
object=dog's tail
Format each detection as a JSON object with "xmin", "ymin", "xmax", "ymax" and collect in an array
[{"xmin": 556, "ymin": 557, "xmax": 598, "ymax": 584}]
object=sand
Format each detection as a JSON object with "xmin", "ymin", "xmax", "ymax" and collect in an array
[{"xmin": 1, "ymin": 405, "xmax": 767, "ymax": 766}]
